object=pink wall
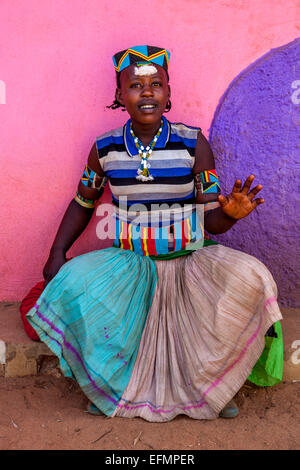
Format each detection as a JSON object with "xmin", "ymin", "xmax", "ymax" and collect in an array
[{"xmin": 0, "ymin": 0, "xmax": 299, "ymax": 300}]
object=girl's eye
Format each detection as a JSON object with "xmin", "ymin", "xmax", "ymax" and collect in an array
[
  {"xmin": 152, "ymin": 82, "xmax": 162, "ymax": 87},
  {"xmin": 130, "ymin": 83, "xmax": 142, "ymax": 88}
]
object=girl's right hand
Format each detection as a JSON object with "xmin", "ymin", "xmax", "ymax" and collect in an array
[{"xmin": 43, "ymin": 248, "xmax": 67, "ymax": 286}]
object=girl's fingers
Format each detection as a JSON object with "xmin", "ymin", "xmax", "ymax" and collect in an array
[
  {"xmin": 248, "ymin": 184, "xmax": 263, "ymax": 201},
  {"xmin": 252, "ymin": 198, "xmax": 265, "ymax": 208},
  {"xmin": 241, "ymin": 174, "xmax": 255, "ymax": 194},
  {"xmin": 232, "ymin": 179, "xmax": 242, "ymax": 193},
  {"xmin": 218, "ymin": 194, "xmax": 228, "ymax": 206}
]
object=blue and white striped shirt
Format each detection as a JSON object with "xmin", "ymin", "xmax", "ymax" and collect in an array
[{"xmin": 96, "ymin": 116, "xmax": 199, "ymax": 211}]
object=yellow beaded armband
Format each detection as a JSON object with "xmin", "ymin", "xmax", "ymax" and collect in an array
[{"xmin": 74, "ymin": 192, "xmax": 95, "ymax": 209}]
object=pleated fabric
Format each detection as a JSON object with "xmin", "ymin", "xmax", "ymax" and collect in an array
[
  {"xmin": 26, "ymin": 247, "xmax": 157, "ymax": 416},
  {"xmin": 113, "ymin": 245, "xmax": 282, "ymax": 421},
  {"xmin": 26, "ymin": 244, "xmax": 282, "ymax": 421}
]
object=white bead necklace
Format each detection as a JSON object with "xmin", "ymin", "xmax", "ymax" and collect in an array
[{"xmin": 130, "ymin": 120, "xmax": 163, "ymax": 182}]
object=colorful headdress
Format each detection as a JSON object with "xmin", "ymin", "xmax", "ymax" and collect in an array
[{"xmin": 112, "ymin": 45, "xmax": 170, "ymax": 74}]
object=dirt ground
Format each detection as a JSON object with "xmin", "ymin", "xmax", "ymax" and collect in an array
[{"xmin": 0, "ymin": 372, "xmax": 299, "ymax": 451}]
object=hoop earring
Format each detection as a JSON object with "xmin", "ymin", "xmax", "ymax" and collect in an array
[{"xmin": 165, "ymin": 99, "xmax": 172, "ymax": 113}]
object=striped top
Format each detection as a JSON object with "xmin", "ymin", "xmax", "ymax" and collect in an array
[
  {"xmin": 95, "ymin": 117, "xmax": 217, "ymax": 255},
  {"xmin": 96, "ymin": 116, "xmax": 198, "ymax": 211}
]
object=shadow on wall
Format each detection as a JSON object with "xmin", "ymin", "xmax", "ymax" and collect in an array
[{"xmin": 209, "ymin": 38, "xmax": 300, "ymax": 308}]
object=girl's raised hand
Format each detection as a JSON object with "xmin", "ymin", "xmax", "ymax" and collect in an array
[{"xmin": 218, "ymin": 175, "xmax": 264, "ymax": 220}]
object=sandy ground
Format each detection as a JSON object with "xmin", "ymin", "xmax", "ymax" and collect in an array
[{"xmin": 0, "ymin": 372, "xmax": 299, "ymax": 451}]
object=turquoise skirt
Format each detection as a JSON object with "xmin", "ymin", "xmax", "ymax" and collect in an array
[{"xmin": 27, "ymin": 248, "xmax": 157, "ymax": 416}]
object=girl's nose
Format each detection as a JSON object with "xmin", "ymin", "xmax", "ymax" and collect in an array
[{"xmin": 141, "ymin": 83, "xmax": 153, "ymax": 96}]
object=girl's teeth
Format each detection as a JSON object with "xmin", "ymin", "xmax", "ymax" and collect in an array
[{"xmin": 140, "ymin": 105, "xmax": 155, "ymax": 109}]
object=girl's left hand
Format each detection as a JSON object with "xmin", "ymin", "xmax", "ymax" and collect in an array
[{"xmin": 218, "ymin": 175, "xmax": 264, "ymax": 220}]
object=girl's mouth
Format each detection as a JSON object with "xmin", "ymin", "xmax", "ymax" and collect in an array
[{"xmin": 138, "ymin": 103, "xmax": 158, "ymax": 111}]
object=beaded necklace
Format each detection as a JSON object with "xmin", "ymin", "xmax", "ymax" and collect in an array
[{"xmin": 130, "ymin": 120, "xmax": 163, "ymax": 182}]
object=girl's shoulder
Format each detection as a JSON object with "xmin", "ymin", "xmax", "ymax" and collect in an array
[
  {"xmin": 95, "ymin": 125, "xmax": 124, "ymax": 149},
  {"xmin": 169, "ymin": 121, "xmax": 201, "ymax": 144}
]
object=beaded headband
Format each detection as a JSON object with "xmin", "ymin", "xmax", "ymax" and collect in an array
[{"xmin": 112, "ymin": 45, "xmax": 170, "ymax": 74}]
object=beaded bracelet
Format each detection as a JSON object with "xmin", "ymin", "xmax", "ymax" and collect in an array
[
  {"xmin": 194, "ymin": 173, "xmax": 203, "ymax": 193},
  {"xmin": 74, "ymin": 191, "xmax": 95, "ymax": 209},
  {"xmin": 80, "ymin": 165, "xmax": 108, "ymax": 190},
  {"xmin": 194, "ymin": 169, "xmax": 221, "ymax": 194}
]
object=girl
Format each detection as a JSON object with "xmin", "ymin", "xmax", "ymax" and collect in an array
[{"xmin": 24, "ymin": 45, "xmax": 283, "ymax": 422}]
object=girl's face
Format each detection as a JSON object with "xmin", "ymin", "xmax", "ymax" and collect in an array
[{"xmin": 116, "ymin": 64, "xmax": 170, "ymax": 127}]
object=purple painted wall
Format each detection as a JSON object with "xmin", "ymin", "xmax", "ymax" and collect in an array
[{"xmin": 209, "ymin": 38, "xmax": 300, "ymax": 307}]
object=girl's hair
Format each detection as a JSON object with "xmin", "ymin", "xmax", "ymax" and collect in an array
[{"xmin": 106, "ymin": 70, "xmax": 172, "ymax": 113}]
